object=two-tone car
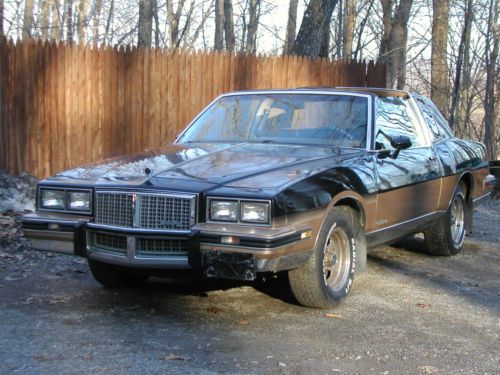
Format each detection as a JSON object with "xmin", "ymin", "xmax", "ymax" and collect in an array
[{"xmin": 22, "ymin": 88, "xmax": 495, "ymax": 308}]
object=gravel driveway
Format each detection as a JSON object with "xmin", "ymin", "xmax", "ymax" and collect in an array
[{"xmin": 0, "ymin": 172, "xmax": 499, "ymax": 375}]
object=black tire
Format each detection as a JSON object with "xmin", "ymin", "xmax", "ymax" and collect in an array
[
  {"xmin": 425, "ymin": 186, "xmax": 467, "ymax": 256},
  {"xmin": 88, "ymin": 259, "xmax": 148, "ymax": 289},
  {"xmin": 288, "ymin": 207, "xmax": 356, "ymax": 308}
]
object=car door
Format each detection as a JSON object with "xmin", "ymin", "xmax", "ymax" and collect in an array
[{"xmin": 372, "ymin": 95, "xmax": 442, "ymax": 232}]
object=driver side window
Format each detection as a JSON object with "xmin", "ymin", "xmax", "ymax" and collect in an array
[{"xmin": 375, "ymin": 97, "xmax": 425, "ymax": 150}]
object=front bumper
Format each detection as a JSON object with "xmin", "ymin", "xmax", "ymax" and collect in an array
[{"xmin": 22, "ymin": 212, "xmax": 314, "ymax": 279}]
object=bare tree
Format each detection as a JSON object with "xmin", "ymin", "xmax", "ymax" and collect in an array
[
  {"xmin": 167, "ymin": 0, "xmax": 186, "ymax": 48},
  {"xmin": 214, "ymin": 0, "xmax": 224, "ymax": 50},
  {"xmin": 449, "ymin": 0, "xmax": 473, "ymax": 130},
  {"xmin": 293, "ymin": 0, "xmax": 338, "ymax": 57},
  {"xmin": 224, "ymin": 0, "xmax": 235, "ymax": 51},
  {"xmin": 245, "ymin": 0, "xmax": 261, "ymax": 54},
  {"xmin": 66, "ymin": 0, "xmax": 74, "ymax": 43},
  {"xmin": 92, "ymin": 0, "xmax": 102, "ymax": 44},
  {"xmin": 484, "ymin": 0, "xmax": 499, "ymax": 159},
  {"xmin": 379, "ymin": 0, "xmax": 413, "ymax": 89},
  {"xmin": 138, "ymin": 0, "xmax": 153, "ymax": 47},
  {"xmin": 342, "ymin": 0, "xmax": 356, "ymax": 59},
  {"xmin": 51, "ymin": 0, "xmax": 62, "ymax": 41},
  {"xmin": 23, "ymin": 0, "xmax": 34, "ymax": 39},
  {"xmin": 430, "ymin": 0, "xmax": 449, "ymax": 117},
  {"xmin": 0, "ymin": 0, "xmax": 3, "ymax": 38},
  {"xmin": 38, "ymin": 0, "xmax": 50, "ymax": 39},
  {"xmin": 283, "ymin": 0, "xmax": 298, "ymax": 55},
  {"xmin": 77, "ymin": 0, "xmax": 89, "ymax": 43}
]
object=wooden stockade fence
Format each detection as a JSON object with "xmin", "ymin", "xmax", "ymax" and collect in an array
[{"xmin": 0, "ymin": 39, "xmax": 386, "ymax": 178}]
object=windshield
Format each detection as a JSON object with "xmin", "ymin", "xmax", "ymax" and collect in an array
[{"xmin": 177, "ymin": 94, "xmax": 368, "ymax": 148}]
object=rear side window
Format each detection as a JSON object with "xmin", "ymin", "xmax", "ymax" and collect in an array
[
  {"xmin": 374, "ymin": 96, "xmax": 425, "ymax": 150},
  {"xmin": 414, "ymin": 95, "xmax": 453, "ymax": 141}
]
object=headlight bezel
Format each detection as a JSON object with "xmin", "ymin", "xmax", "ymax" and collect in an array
[
  {"xmin": 207, "ymin": 197, "xmax": 271, "ymax": 225},
  {"xmin": 38, "ymin": 186, "xmax": 93, "ymax": 214}
]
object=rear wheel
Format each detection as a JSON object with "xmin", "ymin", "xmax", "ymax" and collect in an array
[
  {"xmin": 88, "ymin": 259, "xmax": 148, "ymax": 289},
  {"xmin": 425, "ymin": 186, "xmax": 467, "ymax": 256},
  {"xmin": 288, "ymin": 207, "xmax": 356, "ymax": 308}
]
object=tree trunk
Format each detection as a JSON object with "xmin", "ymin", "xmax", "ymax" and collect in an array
[
  {"xmin": 430, "ymin": 0, "xmax": 449, "ymax": 118},
  {"xmin": 224, "ymin": 0, "xmax": 235, "ymax": 52},
  {"xmin": 138, "ymin": 0, "xmax": 153, "ymax": 47},
  {"xmin": 449, "ymin": 0, "xmax": 473, "ymax": 130},
  {"xmin": 484, "ymin": 0, "xmax": 499, "ymax": 159},
  {"xmin": 342, "ymin": 0, "xmax": 356, "ymax": 59},
  {"xmin": 167, "ymin": 0, "xmax": 185, "ymax": 49},
  {"xmin": 0, "ymin": 0, "xmax": 4, "ymax": 37},
  {"xmin": 293, "ymin": 0, "xmax": 338, "ymax": 57},
  {"xmin": 214, "ymin": 0, "xmax": 224, "ymax": 50},
  {"xmin": 379, "ymin": 0, "xmax": 393, "ymax": 60},
  {"xmin": 283, "ymin": 0, "xmax": 298, "ymax": 55},
  {"xmin": 66, "ymin": 0, "xmax": 74, "ymax": 43},
  {"xmin": 92, "ymin": 0, "xmax": 101, "ymax": 44},
  {"xmin": 336, "ymin": 0, "xmax": 343, "ymax": 58},
  {"xmin": 77, "ymin": 0, "xmax": 88, "ymax": 43},
  {"xmin": 23, "ymin": 0, "xmax": 34, "ymax": 39},
  {"xmin": 51, "ymin": 0, "xmax": 62, "ymax": 41},
  {"xmin": 245, "ymin": 0, "xmax": 261, "ymax": 54},
  {"xmin": 104, "ymin": 0, "xmax": 114, "ymax": 44},
  {"xmin": 40, "ymin": 0, "xmax": 50, "ymax": 39},
  {"xmin": 381, "ymin": 0, "xmax": 413, "ymax": 88}
]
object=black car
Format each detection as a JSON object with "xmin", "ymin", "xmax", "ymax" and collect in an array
[{"xmin": 22, "ymin": 88, "xmax": 495, "ymax": 308}]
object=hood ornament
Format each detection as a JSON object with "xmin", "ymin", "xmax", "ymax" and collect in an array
[{"xmin": 144, "ymin": 167, "xmax": 153, "ymax": 180}]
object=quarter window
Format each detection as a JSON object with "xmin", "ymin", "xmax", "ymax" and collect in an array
[
  {"xmin": 375, "ymin": 96, "xmax": 425, "ymax": 150},
  {"xmin": 414, "ymin": 96, "xmax": 453, "ymax": 141}
]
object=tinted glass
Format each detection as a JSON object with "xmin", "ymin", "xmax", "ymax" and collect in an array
[
  {"xmin": 375, "ymin": 96, "xmax": 424, "ymax": 150},
  {"xmin": 178, "ymin": 94, "xmax": 368, "ymax": 148},
  {"xmin": 414, "ymin": 95, "xmax": 453, "ymax": 140}
]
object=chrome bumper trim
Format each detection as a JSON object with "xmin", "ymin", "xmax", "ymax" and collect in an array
[
  {"xmin": 483, "ymin": 174, "xmax": 496, "ymax": 189},
  {"xmin": 86, "ymin": 250, "xmax": 190, "ymax": 269},
  {"xmin": 473, "ymin": 192, "xmax": 491, "ymax": 206},
  {"xmin": 86, "ymin": 222, "xmax": 193, "ymax": 235},
  {"xmin": 23, "ymin": 229, "xmax": 75, "ymax": 255}
]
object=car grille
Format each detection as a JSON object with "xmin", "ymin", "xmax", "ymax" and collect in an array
[
  {"xmin": 95, "ymin": 191, "xmax": 196, "ymax": 230},
  {"xmin": 136, "ymin": 238, "xmax": 188, "ymax": 256},
  {"xmin": 90, "ymin": 232, "xmax": 188, "ymax": 257},
  {"xmin": 92, "ymin": 232, "xmax": 127, "ymax": 254}
]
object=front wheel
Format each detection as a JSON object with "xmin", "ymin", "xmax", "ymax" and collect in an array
[
  {"xmin": 425, "ymin": 186, "xmax": 467, "ymax": 256},
  {"xmin": 288, "ymin": 207, "xmax": 356, "ymax": 308},
  {"xmin": 88, "ymin": 259, "xmax": 149, "ymax": 289}
]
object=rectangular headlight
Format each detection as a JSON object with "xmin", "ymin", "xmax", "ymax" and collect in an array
[
  {"xmin": 241, "ymin": 201, "xmax": 269, "ymax": 223},
  {"xmin": 68, "ymin": 191, "xmax": 91, "ymax": 211},
  {"xmin": 41, "ymin": 189, "xmax": 66, "ymax": 209},
  {"xmin": 210, "ymin": 200, "xmax": 238, "ymax": 222}
]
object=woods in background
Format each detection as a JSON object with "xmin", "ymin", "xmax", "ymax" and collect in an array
[{"xmin": 0, "ymin": 0, "xmax": 498, "ymax": 159}]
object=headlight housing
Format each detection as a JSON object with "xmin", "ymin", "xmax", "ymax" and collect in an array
[
  {"xmin": 39, "ymin": 188, "xmax": 92, "ymax": 213},
  {"xmin": 210, "ymin": 200, "xmax": 238, "ymax": 222},
  {"xmin": 241, "ymin": 201, "xmax": 269, "ymax": 223},
  {"xmin": 209, "ymin": 199, "xmax": 270, "ymax": 224},
  {"xmin": 68, "ymin": 191, "xmax": 91, "ymax": 211},
  {"xmin": 41, "ymin": 189, "xmax": 65, "ymax": 209}
]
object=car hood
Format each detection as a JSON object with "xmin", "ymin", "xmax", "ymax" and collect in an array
[{"xmin": 44, "ymin": 142, "xmax": 365, "ymax": 193}]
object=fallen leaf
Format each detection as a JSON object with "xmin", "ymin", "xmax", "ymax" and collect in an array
[
  {"xmin": 235, "ymin": 320, "xmax": 248, "ymax": 325},
  {"xmin": 416, "ymin": 303, "xmax": 430, "ymax": 308},
  {"xmin": 324, "ymin": 313, "xmax": 343, "ymax": 319},
  {"xmin": 162, "ymin": 353, "xmax": 190, "ymax": 361},
  {"xmin": 206, "ymin": 306, "xmax": 223, "ymax": 314}
]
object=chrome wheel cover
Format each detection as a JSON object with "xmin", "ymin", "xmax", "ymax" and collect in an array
[
  {"xmin": 450, "ymin": 195, "xmax": 465, "ymax": 246},
  {"xmin": 322, "ymin": 226, "xmax": 351, "ymax": 292}
]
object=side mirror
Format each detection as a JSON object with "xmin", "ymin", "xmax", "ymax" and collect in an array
[
  {"xmin": 389, "ymin": 135, "xmax": 412, "ymax": 159},
  {"xmin": 376, "ymin": 134, "xmax": 412, "ymax": 159}
]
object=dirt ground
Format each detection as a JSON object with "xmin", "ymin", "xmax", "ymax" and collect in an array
[{"xmin": 0, "ymin": 172, "xmax": 499, "ymax": 375}]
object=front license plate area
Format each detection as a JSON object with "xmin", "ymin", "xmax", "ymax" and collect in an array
[{"xmin": 203, "ymin": 251, "xmax": 256, "ymax": 281}]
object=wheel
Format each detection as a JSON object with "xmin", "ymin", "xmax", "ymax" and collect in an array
[
  {"xmin": 288, "ymin": 207, "xmax": 356, "ymax": 308},
  {"xmin": 425, "ymin": 186, "xmax": 467, "ymax": 256},
  {"xmin": 88, "ymin": 259, "xmax": 148, "ymax": 289}
]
